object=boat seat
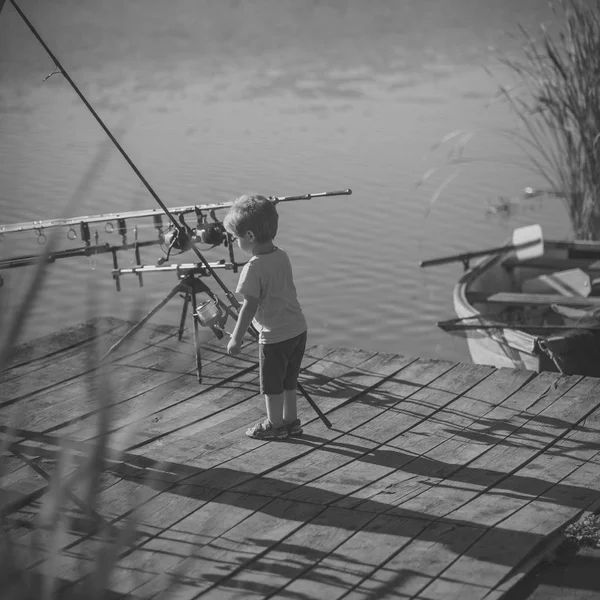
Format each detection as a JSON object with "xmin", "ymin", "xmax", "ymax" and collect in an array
[
  {"xmin": 502, "ymin": 256, "xmax": 600, "ymax": 270},
  {"xmin": 521, "ymin": 268, "xmax": 591, "ymax": 297},
  {"xmin": 466, "ymin": 292, "xmax": 600, "ymax": 307}
]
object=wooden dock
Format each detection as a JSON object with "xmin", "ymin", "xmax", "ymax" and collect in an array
[{"xmin": 2, "ymin": 316, "xmax": 600, "ymax": 599}]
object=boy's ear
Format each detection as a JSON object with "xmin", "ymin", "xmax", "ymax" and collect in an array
[{"xmin": 247, "ymin": 230, "xmax": 255, "ymax": 242}]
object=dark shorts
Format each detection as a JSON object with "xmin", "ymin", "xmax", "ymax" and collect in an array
[{"xmin": 259, "ymin": 330, "xmax": 307, "ymax": 395}]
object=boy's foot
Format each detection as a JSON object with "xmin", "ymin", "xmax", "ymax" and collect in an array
[
  {"xmin": 285, "ymin": 418, "xmax": 303, "ymax": 437},
  {"xmin": 246, "ymin": 419, "xmax": 289, "ymax": 440}
]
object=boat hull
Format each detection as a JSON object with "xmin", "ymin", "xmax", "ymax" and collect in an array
[{"xmin": 451, "ymin": 240, "xmax": 599, "ymax": 374}]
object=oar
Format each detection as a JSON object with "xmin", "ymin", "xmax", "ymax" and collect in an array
[
  {"xmin": 419, "ymin": 224, "xmax": 544, "ymax": 268},
  {"xmin": 438, "ymin": 320, "xmax": 600, "ymax": 333}
]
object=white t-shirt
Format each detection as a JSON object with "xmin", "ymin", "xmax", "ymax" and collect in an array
[{"xmin": 236, "ymin": 247, "xmax": 307, "ymax": 344}]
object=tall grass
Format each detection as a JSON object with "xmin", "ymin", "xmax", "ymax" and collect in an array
[
  {"xmin": 494, "ymin": 0, "xmax": 600, "ymax": 239},
  {"xmin": 419, "ymin": 0, "xmax": 600, "ymax": 236},
  {"xmin": 0, "ymin": 138, "xmax": 185, "ymax": 598},
  {"xmin": 0, "ymin": 313, "xmax": 176, "ymax": 600}
]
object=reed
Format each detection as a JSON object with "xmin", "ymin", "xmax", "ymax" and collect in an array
[
  {"xmin": 0, "ymin": 272, "xmax": 189, "ymax": 599},
  {"xmin": 419, "ymin": 1, "xmax": 600, "ymax": 233},
  {"xmin": 0, "ymin": 141, "xmax": 188, "ymax": 598},
  {"xmin": 494, "ymin": 0, "xmax": 600, "ymax": 239}
]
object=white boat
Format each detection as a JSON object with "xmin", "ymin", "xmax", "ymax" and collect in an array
[{"xmin": 424, "ymin": 229, "xmax": 600, "ymax": 376}]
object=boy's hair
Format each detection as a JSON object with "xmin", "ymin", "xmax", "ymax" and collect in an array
[{"xmin": 223, "ymin": 194, "xmax": 278, "ymax": 243}]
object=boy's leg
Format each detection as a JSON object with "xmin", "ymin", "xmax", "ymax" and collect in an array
[
  {"xmin": 283, "ymin": 389, "xmax": 297, "ymax": 423},
  {"xmin": 282, "ymin": 331, "xmax": 307, "ymax": 432},
  {"xmin": 247, "ymin": 333, "xmax": 306, "ymax": 439},
  {"xmin": 245, "ymin": 342, "xmax": 288, "ymax": 439},
  {"xmin": 265, "ymin": 393, "xmax": 284, "ymax": 427}
]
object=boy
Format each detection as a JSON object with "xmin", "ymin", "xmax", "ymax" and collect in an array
[{"xmin": 223, "ymin": 194, "xmax": 308, "ymax": 440}]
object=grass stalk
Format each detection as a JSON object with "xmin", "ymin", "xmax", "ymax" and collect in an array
[
  {"xmin": 0, "ymin": 129, "xmax": 190, "ymax": 597},
  {"xmin": 423, "ymin": 1, "xmax": 600, "ymax": 235},
  {"xmin": 496, "ymin": 0, "xmax": 600, "ymax": 238}
]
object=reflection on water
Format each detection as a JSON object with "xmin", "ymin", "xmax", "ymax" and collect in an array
[{"xmin": 0, "ymin": 0, "xmax": 572, "ymax": 361}]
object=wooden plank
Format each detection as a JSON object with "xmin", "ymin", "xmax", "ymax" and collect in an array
[
  {"xmin": 0, "ymin": 363, "xmax": 186, "ymax": 435},
  {"xmin": 328, "ymin": 520, "xmax": 486, "ymax": 600},
  {"xmin": 133, "ymin": 497, "xmax": 324, "ymax": 598},
  {"xmin": 183, "ymin": 353, "xmax": 417, "ymax": 492},
  {"xmin": 384, "ymin": 374, "xmax": 596, "ymax": 521},
  {"xmin": 422, "ymin": 456, "xmax": 600, "ymax": 600},
  {"xmin": 114, "ymin": 350, "xmax": 379, "ymax": 499},
  {"xmin": 117, "ymin": 349, "xmax": 329, "ymax": 468},
  {"xmin": 127, "ymin": 376, "xmax": 263, "ymax": 466},
  {"xmin": 127, "ymin": 375, "xmax": 263, "ymax": 456},
  {"xmin": 228, "ymin": 353, "xmax": 421, "ymax": 498},
  {"xmin": 467, "ymin": 291, "xmax": 600, "ymax": 306},
  {"xmin": 275, "ymin": 514, "xmax": 431, "ymax": 600},
  {"xmin": 387, "ymin": 377, "xmax": 600, "ymax": 599},
  {"xmin": 486, "ymin": 496, "xmax": 600, "ymax": 600},
  {"xmin": 46, "ymin": 484, "xmax": 224, "ymax": 595},
  {"xmin": 3, "ymin": 318, "xmax": 180, "ymax": 386},
  {"xmin": 8, "ymin": 328, "xmax": 600, "ymax": 600},
  {"xmin": 129, "ymin": 349, "xmax": 378, "ymax": 470},
  {"xmin": 1, "ymin": 316, "xmax": 124, "ymax": 371},
  {"xmin": 0, "ymin": 342, "xmax": 247, "ymax": 510},
  {"xmin": 126, "ymin": 345, "xmax": 338, "ymax": 458},
  {"xmin": 321, "ymin": 362, "xmax": 497, "ymax": 511},
  {"xmin": 307, "ymin": 371, "xmax": 564, "ymax": 525},
  {"xmin": 355, "ymin": 371, "xmax": 536, "ymax": 519},
  {"xmin": 268, "ymin": 359, "xmax": 464, "ymax": 505},
  {"xmin": 111, "ymin": 340, "xmax": 219, "ymax": 372},
  {"xmin": 48, "ymin": 353, "xmax": 256, "ymax": 443},
  {"xmin": 0, "ymin": 367, "xmax": 261, "ymax": 510},
  {"xmin": 554, "ymin": 398, "xmax": 600, "ymax": 461},
  {"xmin": 177, "ymin": 359, "xmax": 465, "ymax": 503},
  {"xmin": 6, "ymin": 469, "xmax": 163, "ymax": 566},
  {"xmin": 2, "ymin": 334, "xmax": 261, "ymax": 454},
  {"xmin": 0, "ymin": 323, "xmax": 176, "ymax": 407},
  {"xmin": 81, "ymin": 490, "xmax": 279, "ymax": 599},
  {"xmin": 197, "ymin": 506, "xmax": 377, "ymax": 599},
  {"xmin": 422, "ymin": 398, "xmax": 598, "ymax": 532}
]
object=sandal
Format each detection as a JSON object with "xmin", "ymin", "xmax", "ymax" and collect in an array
[{"xmin": 246, "ymin": 419, "xmax": 289, "ymax": 440}]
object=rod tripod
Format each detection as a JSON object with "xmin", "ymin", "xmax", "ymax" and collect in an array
[
  {"xmin": 102, "ymin": 265, "xmax": 332, "ymax": 427},
  {"xmin": 101, "ymin": 270, "xmax": 231, "ymax": 383}
]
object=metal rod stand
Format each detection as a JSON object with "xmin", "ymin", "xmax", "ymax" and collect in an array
[
  {"xmin": 102, "ymin": 269, "xmax": 331, "ymax": 426},
  {"xmin": 101, "ymin": 274, "xmax": 215, "ymax": 382}
]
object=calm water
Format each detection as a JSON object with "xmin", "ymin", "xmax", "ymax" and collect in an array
[{"xmin": 0, "ymin": 0, "xmax": 573, "ymax": 362}]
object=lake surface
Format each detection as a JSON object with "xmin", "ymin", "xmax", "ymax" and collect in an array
[{"xmin": 0, "ymin": 0, "xmax": 574, "ymax": 362}]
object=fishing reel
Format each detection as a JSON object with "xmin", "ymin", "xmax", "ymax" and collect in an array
[
  {"xmin": 196, "ymin": 221, "xmax": 226, "ymax": 246},
  {"xmin": 158, "ymin": 210, "xmax": 227, "ymax": 264},
  {"xmin": 158, "ymin": 208, "xmax": 228, "ymax": 265},
  {"xmin": 158, "ymin": 225, "xmax": 194, "ymax": 264},
  {"xmin": 193, "ymin": 296, "xmax": 231, "ymax": 340},
  {"xmin": 193, "ymin": 206, "xmax": 227, "ymax": 247}
]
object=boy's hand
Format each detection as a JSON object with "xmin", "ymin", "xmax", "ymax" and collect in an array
[
  {"xmin": 227, "ymin": 337, "xmax": 243, "ymax": 355},
  {"xmin": 227, "ymin": 295, "xmax": 257, "ymax": 356}
]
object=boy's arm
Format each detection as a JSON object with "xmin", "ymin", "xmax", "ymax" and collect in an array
[{"xmin": 227, "ymin": 295, "xmax": 259, "ymax": 354}]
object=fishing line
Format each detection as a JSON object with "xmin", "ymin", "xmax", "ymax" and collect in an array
[{"xmin": 9, "ymin": 0, "xmax": 241, "ymax": 309}]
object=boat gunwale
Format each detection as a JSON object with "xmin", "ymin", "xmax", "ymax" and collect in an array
[{"xmin": 451, "ymin": 240, "xmax": 566, "ymax": 357}]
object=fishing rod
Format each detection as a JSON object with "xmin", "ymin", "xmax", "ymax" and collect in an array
[
  {"xmin": 9, "ymin": 0, "xmax": 341, "ymax": 427},
  {"xmin": 0, "ymin": 189, "xmax": 353, "ymax": 236},
  {"xmin": 7, "ymin": 0, "xmax": 350, "ymax": 304},
  {"xmin": 9, "ymin": 0, "xmax": 247, "ymax": 309},
  {"xmin": 6, "ymin": 2, "xmax": 353, "ymax": 308},
  {"xmin": 271, "ymin": 189, "xmax": 351, "ymax": 204},
  {"xmin": 0, "ymin": 190, "xmax": 353, "ymax": 274}
]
